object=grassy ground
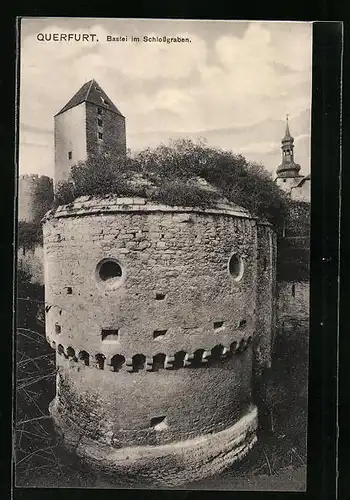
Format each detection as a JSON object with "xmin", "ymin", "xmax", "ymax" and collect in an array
[{"xmin": 14, "ymin": 293, "xmax": 308, "ymax": 491}]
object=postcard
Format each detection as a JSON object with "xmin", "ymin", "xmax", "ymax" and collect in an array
[{"xmin": 16, "ymin": 17, "xmax": 312, "ymax": 490}]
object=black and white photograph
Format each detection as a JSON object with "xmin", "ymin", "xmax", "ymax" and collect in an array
[{"xmin": 15, "ymin": 17, "xmax": 312, "ymax": 490}]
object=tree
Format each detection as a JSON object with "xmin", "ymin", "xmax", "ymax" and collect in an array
[{"xmin": 17, "ymin": 220, "xmax": 43, "ymax": 250}]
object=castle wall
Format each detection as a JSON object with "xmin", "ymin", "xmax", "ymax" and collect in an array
[
  {"xmin": 53, "ymin": 350, "xmax": 254, "ymax": 448},
  {"xmin": 256, "ymin": 223, "xmax": 277, "ymax": 368},
  {"xmin": 85, "ymin": 102, "xmax": 126, "ymax": 158},
  {"xmin": 276, "ymin": 281, "xmax": 309, "ymax": 332},
  {"xmin": 17, "ymin": 245, "xmax": 44, "ymax": 285},
  {"xmin": 19, "ymin": 174, "xmax": 54, "ymax": 222},
  {"xmin": 43, "ymin": 203, "xmax": 258, "ymax": 358},
  {"xmin": 276, "ymin": 199, "xmax": 310, "ymax": 335},
  {"xmin": 42, "ymin": 198, "xmax": 274, "ymax": 460},
  {"xmin": 54, "ymin": 103, "xmax": 87, "ymax": 187}
]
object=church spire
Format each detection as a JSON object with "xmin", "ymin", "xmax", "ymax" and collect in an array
[
  {"xmin": 276, "ymin": 115, "xmax": 301, "ymax": 178},
  {"xmin": 283, "ymin": 114, "xmax": 292, "ymax": 140}
]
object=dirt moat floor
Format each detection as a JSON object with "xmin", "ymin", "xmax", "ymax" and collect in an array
[{"xmin": 15, "ymin": 298, "xmax": 308, "ymax": 491}]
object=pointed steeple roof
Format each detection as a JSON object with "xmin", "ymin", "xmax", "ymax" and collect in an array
[
  {"xmin": 55, "ymin": 79, "xmax": 125, "ymax": 117},
  {"xmin": 282, "ymin": 114, "xmax": 294, "ymax": 143}
]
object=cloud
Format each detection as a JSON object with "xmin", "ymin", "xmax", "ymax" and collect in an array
[
  {"xmin": 20, "ymin": 123, "xmax": 52, "ymax": 135},
  {"xmin": 238, "ymin": 140, "xmax": 277, "ymax": 155},
  {"xmin": 125, "ymin": 22, "xmax": 312, "ymax": 132}
]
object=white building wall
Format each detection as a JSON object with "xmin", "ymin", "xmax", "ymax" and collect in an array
[
  {"xmin": 54, "ymin": 103, "xmax": 87, "ymax": 188},
  {"xmin": 291, "ymin": 179, "xmax": 311, "ymax": 203}
]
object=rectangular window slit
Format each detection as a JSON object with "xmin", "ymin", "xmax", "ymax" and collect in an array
[
  {"xmin": 150, "ymin": 415, "xmax": 167, "ymax": 429},
  {"xmin": 66, "ymin": 287, "xmax": 72, "ymax": 295},
  {"xmin": 153, "ymin": 330, "xmax": 167, "ymax": 339},
  {"xmin": 101, "ymin": 329, "xmax": 119, "ymax": 342},
  {"xmin": 156, "ymin": 293, "xmax": 166, "ymax": 301},
  {"xmin": 97, "ymin": 118, "xmax": 103, "ymax": 127},
  {"xmin": 55, "ymin": 324, "xmax": 61, "ymax": 334},
  {"xmin": 98, "ymin": 132, "xmax": 103, "ymax": 139},
  {"xmin": 68, "ymin": 151, "xmax": 72, "ymax": 159},
  {"xmin": 97, "ymin": 107, "xmax": 102, "ymax": 115},
  {"xmin": 214, "ymin": 321, "xmax": 224, "ymax": 329}
]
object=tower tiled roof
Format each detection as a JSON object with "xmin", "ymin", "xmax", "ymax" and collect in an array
[
  {"xmin": 282, "ymin": 118, "xmax": 294, "ymax": 143},
  {"xmin": 294, "ymin": 173, "xmax": 311, "ymax": 187},
  {"xmin": 55, "ymin": 79, "xmax": 125, "ymax": 117}
]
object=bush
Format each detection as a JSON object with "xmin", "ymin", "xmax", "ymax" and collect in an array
[
  {"xmin": 17, "ymin": 220, "xmax": 43, "ymax": 250},
  {"xmin": 150, "ymin": 179, "xmax": 219, "ymax": 208},
  {"xmin": 52, "ymin": 139, "xmax": 290, "ymax": 228}
]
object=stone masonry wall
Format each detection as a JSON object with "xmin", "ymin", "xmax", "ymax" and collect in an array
[
  {"xmin": 276, "ymin": 199, "xmax": 310, "ymax": 334},
  {"xmin": 43, "ymin": 197, "xmax": 274, "ymax": 449},
  {"xmin": 276, "ymin": 281, "xmax": 309, "ymax": 333},
  {"xmin": 85, "ymin": 102, "xmax": 126, "ymax": 158},
  {"xmin": 256, "ymin": 223, "xmax": 277, "ymax": 369}
]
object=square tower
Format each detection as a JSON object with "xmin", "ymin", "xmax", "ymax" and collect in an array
[{"xmin": 54, "ymin": 79, "xmax": 126, "ymax": 188}]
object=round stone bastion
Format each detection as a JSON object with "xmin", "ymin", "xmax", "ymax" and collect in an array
[{"xmin": 42, "ymin": 195, "xmax": 277, "ymax": 487}]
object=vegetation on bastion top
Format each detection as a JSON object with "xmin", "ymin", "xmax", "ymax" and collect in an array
[{"xmin": 53, "ymin": 138, "xmax": 289, "ymax": 228}]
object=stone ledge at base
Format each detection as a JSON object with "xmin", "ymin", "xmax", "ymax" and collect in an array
[{"xmin": 49, "ymin": 400, "xmax": 258, "ymax": 487}]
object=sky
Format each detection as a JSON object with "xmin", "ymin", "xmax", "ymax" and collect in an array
[{"xmin": 19, "ymin": 18, "xmax": 312, "ymax": 179}]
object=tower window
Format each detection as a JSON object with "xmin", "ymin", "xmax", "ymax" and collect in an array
[
  {"xmin": 97, "ymin": 118, "xmax": 103, "ymax": 127},
  {"xmin": 68, "ymin": 151, "xmax": 72, "ymax": 160},
  {"xmin": 239, "ymin": 319, "xmax": 247, "ymax": 329},
  {"xmin": 97, "ymin": 259, "xmax": 122, "ymax": 281},
  {"xmin": 150, "ymin": 416, "xmax": 168, "ymax": 430},
  {"xmin": 95, "ymin": 353, "xmax": 106, "ymax": 370},
  {"xmin": 95, "ymin": 258, "xmax": 123, "ymax": 290},
  {"xmin": 78, "ymin": 350, "xmax": 89, "ymax": 366},
  {"xmin": 97, "ymin": 108, "xmax": 102, "ymax": 115},
  {"xmin": 98, "ymin": 132, "xmax": 103, "ymax": 140},
  {"xmin": 153, "ymin": 329, "xmax": 167, "ymax": 339},
  {"xmin": 292, "ymin": 284, "xmax": 296, "ymax": 297},
  {"xmin": 228, "ymin": 253, "xmax": 244, "ymax": 281},
  {"xmin": 155, "ymin": 293, "xmax": 166, "ymax": 300},
  {"xmin": 101, "ymin": 329, "xmax": 119, "ymax": 342},
  {"xmin": 110, "ymin": 354, "xmax": 125, "ymax": 372},
  {"xmin": 214, "ymin": 321, "xmax": 224, "ymax": 330}
]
